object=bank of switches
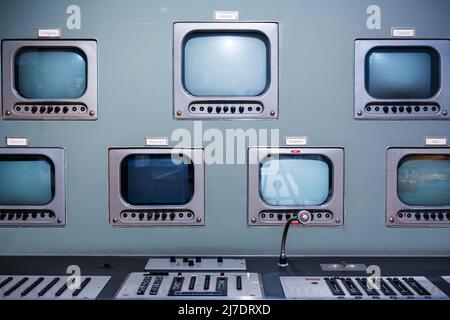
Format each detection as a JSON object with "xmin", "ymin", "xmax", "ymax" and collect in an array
[
  {"xmin": 0, "ymin": 275, "xmax": 110, "ymax": 300},
  {"xmin": 115, "ymin": 272, "xmax": 263, "ymax": 299}
]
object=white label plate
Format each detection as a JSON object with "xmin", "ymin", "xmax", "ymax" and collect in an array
[
  {"xmin": 38, "ymin": 28, "xmax": 61, "ymax": 38},
  {"xmin": 213, "ymin": 11, "xmax": 239, "ymax": 21},
  {"xmin": 424, "ymin": 136, "xmax": 447, "ymax": 146},
  {"xmin": 5, "ymin": 137, "xmax": 28, "ymax": 147},
  {"xmin": 391, "ymin": 27, "xmax": 415, "ymax": 37}
]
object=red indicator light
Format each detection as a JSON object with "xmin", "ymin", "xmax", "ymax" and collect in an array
[{"xmin": 291, "ymin": 150, "xmax": 301, "ymax": 154}]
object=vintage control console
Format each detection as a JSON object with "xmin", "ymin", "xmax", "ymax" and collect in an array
[
  {"xmin": 280, "ymin": 276, "xmax": 448, "ymax": 300},
  {"xmin": 0, "ymin": 275, "xmax": 110, "ymax": 300},
  {"xmin": 116, "ymin": 272, "xmax": 263, "ymax": 299}
]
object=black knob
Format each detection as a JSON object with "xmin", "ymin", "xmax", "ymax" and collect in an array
[
  {"xmin": 415, "ymin": 213, "xmax": 421, "ymax": 220},
  {"xmin": 207, "ymin": 106, "xmax": 213, "ymax": 113},
  {"xmin": 230, "ymin": 106, "xmax": 236, "ymax": 113},
  {"xmin": 406, "ymin": 106, "xmax": 412, "ymax": 113},
  {"xmin": 139, "ymin": 213, "xmax": 144, "ymax": 220},
  {"xmin": 63, "ymin": 106, "xmax": 69, "ymax": 113},
  {"xmin": 47, "ymin": 106, "xmax": 53, "ymax": 113},
  {"xmin": 40, "ymin": 106, "xmax": 46, "ymax": 113},
  {"xmin": 423, "ymin": 213, "xmax": 429, "ymax": 220},
  {"xmin": 223, "ymin": 106, "xmax": 229, "ymax": 113},
  {"xmin": 170, "ymin": 257, "xmax": 176, "ymax": 263},
  {"xmin": 188, "ymin": 260, "xmax": 194, "ymax": 266},
  {"xmin": 239, "ymin": 106, "xmax": 244, "ymax": 113},
  {"xmin": 54, "ymin": 106, "xmax": 60, "ymax": 113},
  {"xmin": 183, "ymin": 257, "xmax": 189, "ymax": 263},
  {"xmin": 154, "ymin": 213, "xmax": 160, "ymax": 220},
  {"xmin": 430, "ymin": 213, "xmax": 436, "ymax": 220},
  {"xmin": 438, "ymin": 213, "xmax": 444, "ymax": 221},
  {"xmin": 277, "ymin": 214, "xmax": 283, "ymax": 221},
  {"xmin": 7, "ymin": 214, "xmax": 14, "ymax": 220},
  {"xmin": 31, "ymin": 106, "xmax": 38, "ymax": 113},
  {"xmin": 161, "ymin": 213, "xmax": 167, "ymax": 221},
  {"xmin": 147, "ymin": 213, "xmax": 153, "ymax": 220},
  {"xmin": 446, "ymin": 213, "xmax": 450, "ymax": 220},
  {"xmin": 169, "ymin": 213, "xmax": 175, "ymax": 221},
  {"xmin": 217, "ymin": 257, "xmax": 223, "ymax": 263},
  {"xmin": 285, "ymin": 214, "xmax": 291, "ymax": 220},
  {"xmin": 383, "ymin": 106, "xmax": 389, "ymax": 113},
  {"xmin": 0, "ymin": 213, "xmax": 5, "ymax": 220},
  {"xmin": 216, "ymin": 106, "xmax": 221, "ymax": 113},
  {"xmin": 22, "ymin": 214, "xmax": 28, "ymax": 221},
  {"xmin": 195, "ymin": 257, "xmax": 201, "ymax": 263}
]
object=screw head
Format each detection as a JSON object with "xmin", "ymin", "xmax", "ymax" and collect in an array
[
  {"xmin": 251, "ymin": 217, "xmax": 257, "ymax": 224},
  {"xmin": 196, "ymin": 217, "xmax": 202, "ymax": 223},
  {"xmin": 357, "ymin": 110, "xmax": 363, "ymax": 116},
  {"xmin": 270, "ymin": 110, "xmax": 276, "ymax": 117},
  {"xmin": 443, "ymin": 110, "xmax": 448, "ymax": 116},
  {"xmin": 389, "ymin": 217, "xmax": 394, "ymax": 223},
  {"xmin": 176, "ymin": 110, "xmax": 182, "ymax": 116},
  {"xmin": 113, "ymin": 217, "xmax": 118, "ymax": 223},
  {"xmin": 335, "ymin": 218, "xmax": 341, "ymax": 224},
  {"xmin": 5, "ymin": 110, "xmax": 11, "ymax": 116},
  {"xmin": 89, "ymin": 110, "xmax": 95, "ymax": 116},
  {"xmin": 57, "ymin": 218, "xmax": 62, "ymax": 224}
]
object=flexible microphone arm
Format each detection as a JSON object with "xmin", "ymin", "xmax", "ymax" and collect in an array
[{"xmin": 278, "ymin": 210, "xmax": 312, "ymax": 267}]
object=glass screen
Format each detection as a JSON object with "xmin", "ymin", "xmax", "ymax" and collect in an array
[
  {"xmin": 365, "ymin": 47, "xmax": 439, "ymax": 99},
  {"xmin": 397, "ymin": 155, "xmax": 450, "ymax": 206},
  {"xmin": 15, "ymin": 47, "xmax": 87, "ymax": 99},
  {"xmin": 121, "ymin": 154, "xmax": 194, "ymax": 205},
  {"xmin": 259, "ymin": 155, "xmax": 331, "ymax": 206},
  {"xmin": 0, "ymin": 155, "xmax": 54, "ymax": 205},
  {"xmin": 183, "ymin": 32, "xmax": 269, "ymax": 96}
]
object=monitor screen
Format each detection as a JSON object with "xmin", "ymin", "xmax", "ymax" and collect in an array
[
  {"xmin": 15, "ymin": 47, "xmax": 87, "ymax": 99},
  {"xmin": 0, "ymin": 155, "xmax": 54, "ymax": 205},
  {"xmin": 121, "ymin": 154, "xmax": 194, "ymax": 205},
  {"xmin": 365, "ymin": 47, "xmax": 439, "ymax": 99},
  {"xmin": 259, "ymin": 155, "xmax": 331, "ymax": 206},
  {"xmin": 183, "ymin": 32, "xmax": 269, "ymax": 96},
  {"xmin": 398, "ymin": 155, "xmax": 450, "ymax": 206}
]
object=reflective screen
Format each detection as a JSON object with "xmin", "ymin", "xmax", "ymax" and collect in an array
[
  {"xmin": 260, "ymin": 155, "xmax": 331, "ymax": 206},
  {"xmin": 398, "ymin": 155, "xmax": 450, "ymax": 206},
  {"xmin": 0, "ymin": 155, "xmax": 54, "ymax": 205},
  {"xmin": 365, "ymin": 47, "xmax": 439, "ymax": 99},
  {"xmin": 15, "ymin": 48, "xmax": 87, "ymax": 99},
  {"xmin": 121, "ymin": 154, "xmax": 194, "ymax": 205},
  {"xmin": 183, "ymin": 32, "xmax": 269, "ymax": 96}
]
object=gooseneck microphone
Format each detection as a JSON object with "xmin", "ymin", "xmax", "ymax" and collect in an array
[{"xmin": 278, "ymin": 210, "xmax": 312, "ymax": 267}]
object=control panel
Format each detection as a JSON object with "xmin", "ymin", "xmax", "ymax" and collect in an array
[
  {"xmin": 280, "ymin": 276, "xmax": 448, "ymax": 300},
  {"xmin": 187, "ymin": 103, "xmax": 263, "ymax": 117},
  {"xmin": 116, "ymin": 272, "xmax": 263, "ymax": 299},
  {"xmin": 0, "ymin": 210, "xmax": 57, "ymax": 224},
  {"xmin": 145, "ymin": 257, "xmax": 246, "ymax": 271},
  {"xmin": 119, "ymin": 210, "xmax": 196, "ymax": 224},
  {"xmin": 0, "ymin": 275, "xmax": 110, "ymax": 300},
  {"xmin": 362, "ymin": 104, "xmax": 441, "ymax": 118},
  {"xmin": 9, "ymin": 104, "xmax": 93, "ymax": 119},
  {"xmin": 257, "ymin": 210, "xmax": 334, "ymax": 224},
  {"xmin": 395, "ymin": 210, "xmax": 450, "ymax": 226}
]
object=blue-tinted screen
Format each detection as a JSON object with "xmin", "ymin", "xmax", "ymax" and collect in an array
[
  {"xmin": 398, "ymin": 155, "xmax": 450, "ymax": 206},
  {"xmin": 0, "ymin": 155, "xmax": 54, "ymax": 205},
  {"xmin": 260, "ymin": 155, "xmax": 331, "ymax": 206},
  {"xmin": 15, "ymin": 48, "xmax": 87, "ymax": 99},
  {"xmin": 183, "ymin": 32, "xmax": 269, "ymax": 96},
  {"xmin": 121, "ymin": 154, "xmax": 194, "ymax": 205},
  {"xmin": 365, "ymin": 47, "xmax": 439, "ymax": 99}
]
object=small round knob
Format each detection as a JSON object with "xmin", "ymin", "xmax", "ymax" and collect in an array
[{"xmin": 298, "ymin": 210, "xmax": 312, "ymax": 224}]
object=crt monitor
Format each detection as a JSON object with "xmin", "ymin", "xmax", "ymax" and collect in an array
[
  {"xmin": 2, "ymin": 40, "xmax": 97, "ymax": 120},
  {"xmin": 354, "ymin": 39, "xmax": 450, "ymax": 119},
  {"xmin": 387, "ymin": 148, "xmax": 450, "ymax": 227},
  {"xmin": 109, "ymin": 148, "xmax": 204, "ymax": 226},
  {"xmin": 173, "ymin": 22, "xmax": 278, "ymax": 119},
  {"xmin": 0, "ymin": 148, "xmax": 65, "ymax": 226},
  {"xmin": 247, "ymin": 147, "xmax": 344, "ymax": 227}
]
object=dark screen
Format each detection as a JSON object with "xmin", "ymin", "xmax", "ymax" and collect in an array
[{"xmin": 121, "ymin": 154, "xmax": 194, "ymax": 205}]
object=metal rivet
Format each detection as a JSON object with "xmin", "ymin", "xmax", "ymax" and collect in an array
[
  {"xmin": 5, "ymin": 110, "xmax": 11, "ymax": 116},
  {"xmin": 113, "ymin": 217, "xmax": 118, "ymax": 223},
  {"xmin": 389, "ymin": 217, "xmax": 394, "ymax": 223},
  {"xmin": 57, "ymin": 218, "xmax": 62, "ymax": 223},
  {"xmin": 270, "ymin": 111, "xmax": 275, "ymax": 117},
  {"xmin": 251, "ymin": 217, "xmax": 257, "ymax": 223},
  {"xmin": 357, "ymin": 110, "xmax": 363, "ymax": 116},
  {"xmin": 335, "ymin": 219, "xmax": 341, "ymax": 224},
  {"xmin": 196, "ymin": 217, "xmax": 202, "ymax": 223},
  {"xmin": 89, "ymin": 110, "xmax": 95, "ymax": 116},
  {"xmin": 443, "ymin": 110, "xmax": 448, "ymax": 116},
  {"xmin": 176, "ymin": 110, "xmax": 182, "ymax": 116}
]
